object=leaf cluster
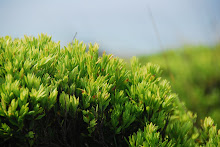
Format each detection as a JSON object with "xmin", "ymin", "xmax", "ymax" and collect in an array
[{"xmin": 0, "ymin": 35, "xmax": 219, "ymax": 146}]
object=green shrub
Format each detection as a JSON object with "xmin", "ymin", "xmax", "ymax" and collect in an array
[
  {"xmin": 0, "ymin": 34, "xmax": 219, "ymax": 146},
  {"xmin": 138, "ymin": 45, "xmax": 220, "ymax": 126}
]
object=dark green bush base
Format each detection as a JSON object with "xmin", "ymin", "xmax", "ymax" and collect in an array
[{"xmin": 0, "ymin": 34, "xmax": 219, "ymax": 146}]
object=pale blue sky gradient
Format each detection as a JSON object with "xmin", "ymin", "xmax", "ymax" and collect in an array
[{"xmin": 0, "ymin": 0, "xmax": 219, "ymax": 57}]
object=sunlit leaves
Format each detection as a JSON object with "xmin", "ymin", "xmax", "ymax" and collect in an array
[{"xmin": 0, "ymin": 34, "xmax": 219, "ymax": 146}]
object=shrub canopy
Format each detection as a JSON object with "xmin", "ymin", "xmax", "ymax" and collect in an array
[{"xmin": 0, "ymin": 34, "xmax": 219, "ymax": 146}]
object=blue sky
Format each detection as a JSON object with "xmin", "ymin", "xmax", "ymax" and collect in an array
[{"xmin": 0, "ymin": 0, "xmax": 220, "ymax": 57}]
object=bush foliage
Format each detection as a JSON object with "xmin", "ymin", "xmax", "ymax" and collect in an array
[
  {"xmin": 0, "ymin": 34, "xmax": 219, "ymax": 146},
  {"xmin": 138, "ymin": 45, "xmax": 220, "ymax": 126}
]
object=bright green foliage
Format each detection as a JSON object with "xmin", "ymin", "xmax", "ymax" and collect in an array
[
  {"xmin": 129, "ymin": 122, "xmax": 174, "ymax": 147},
  {"xmin": 137, "ymin": 45, "xmax": 220, "ymax": 126},
  {"xmin": 199, "ymin": 117, "xmax": 220, "ymax": 146},
  {"xmin": 0, "ymin": 34, "xmax": 219, "ymax": 146}
]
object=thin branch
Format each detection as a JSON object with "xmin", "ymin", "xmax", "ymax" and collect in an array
[
  {"xmin": 147, "ymin": 5, "xmax": 174, "ymax": 82},
  {"xmin": 71, "ymin": 32, "xmax": 78, "ymax": 45},
  {"xmin": 147, "ymin": 6, "xmax": 164, "ymax": 51}
]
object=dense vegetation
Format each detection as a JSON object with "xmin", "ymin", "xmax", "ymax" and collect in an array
[
  {"xmin": 0, "ymin": 34, "xmax": 219, "ymax": 146},
  {"xmin": 138, "ymin": 45, "xmax": 220, "ymax": 126}
]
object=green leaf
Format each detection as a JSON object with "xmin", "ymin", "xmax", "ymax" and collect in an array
[
  {"xmin": 25, "ymin": 131, "xmax": 35, "ymax": 139},
  {"xmin": 35, "ymin": 113, "xmax": 45, "ymax": 120}
]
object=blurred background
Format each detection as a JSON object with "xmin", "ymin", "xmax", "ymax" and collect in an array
[{"xmin": 0, "ymin": 0, "xmax": 220, "ymax": 126}]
